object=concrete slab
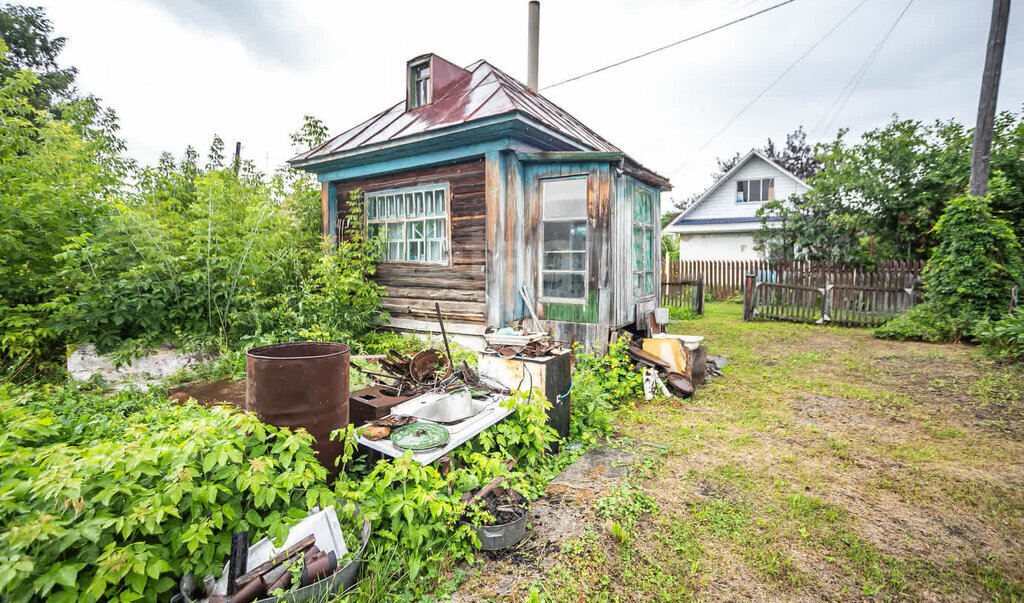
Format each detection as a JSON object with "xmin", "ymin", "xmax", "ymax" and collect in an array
[{"xmin": 67, "ymin": 344, "xmax": 203, "ymax": 390}]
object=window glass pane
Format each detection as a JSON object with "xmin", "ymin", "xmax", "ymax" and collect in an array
[
  {"xmin": 542, "ymin": 178, "xmax": 587, "ymax": 220},
  {"xmin": 543, "ymin": 272, "xmax": 585, "ymax": 299},
  {"xmin": 544, "ymin": 221, "xmax": 586, "ymax": 252},
  {"xmin": 386, "ymin": 222, "xmax": 404, "ymax": 261},
  {"xmin": 632, "ymin": 226, "xmax": 644, "ymax": 271},
  {"xmin": 767, "ymin": 178, "xmax": 775, "ymax": 201},
  {"xmin": 367, "ymin": 196, "xmax": 376, "ymax": 219},
  {"xmin": 407, "ymin": 219, "xmax": 424, "ymax": 262},
  {"xmin": 736, "ymin": 181, "xmax": 745, "ymax": 202},
  {"xmin": 424, "ymin": 190, "xmax": 434, "ymax": 215},
  {"xmin": 645, "ymin": 273, "xmax": 654, "ymax": 295},
  {"xmin": 749, "ymin": 180, "xmax": 761, "ymax": 202},
  {"xmin": 761, "ymin": 179, "xmax": 770, "ymax": 201},
  {"xmin": 644, "ymin": 229, "xmax": 653, "ymax": 270},
  {"xmin": 435, "ymin": 190, "xmax": 445, "ymax": 214}
]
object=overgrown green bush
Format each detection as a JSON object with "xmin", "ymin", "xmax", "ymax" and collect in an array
[
  {"xmin": 976, "ymin": 312, "xmax": 1024, "ymax": 361},
  {"xmin": 0, "ymin": 385, "xmax": 341, "ymax": 602},
  {"xmin": 569, "ymin": 336, "xmax": 643, "ymax": 440},
  {"xmin": 922, "ymin": 190, "xmax": 1023, "ymax": 325},
  {"xmin": 876, "ymin": 187, "xmax": 1023, "ymax": 344},
  {"xmin": 873, "ymin": 302, "xmax": 960, "ymax": 343}
]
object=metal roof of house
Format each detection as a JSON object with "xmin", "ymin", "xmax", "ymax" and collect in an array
[{"xmin": 290, "ymin": 59, "xmax": 668, "ymax": 187}]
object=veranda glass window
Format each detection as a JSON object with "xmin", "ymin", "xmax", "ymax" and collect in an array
[
  {"xmin": 541, "ymin": 177, "xmax": 588, "ymax": 301},
  {"xmin": 632, "ymin": 187, "xmax": 656, "ymax": 298},
  {"xmin": 366, "ymin": 185, "xmax": 448, "ymax": 263}
]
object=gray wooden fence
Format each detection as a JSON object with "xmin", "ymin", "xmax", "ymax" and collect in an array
[
  {"xmin": 660, "ymin": 263, "xmax": 704, "ymax": 315},
  {"xmin": 741, "ymin": 260, "xmax": 925, "ymax": 327}
]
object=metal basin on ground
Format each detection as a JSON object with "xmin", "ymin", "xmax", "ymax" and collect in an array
[{"xmin": 462, "ymin": 510, "xmax": 529, "ymax": 551}]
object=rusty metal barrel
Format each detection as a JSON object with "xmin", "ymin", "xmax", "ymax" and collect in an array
[{"xmin": 245, "ymin": 342, "xmax": 349, "ymax": 481}]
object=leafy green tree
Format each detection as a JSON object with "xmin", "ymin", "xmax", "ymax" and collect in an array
[
  {"xmin": 0, "ymin": 49, "xmax": 125, "ymax": 367},
  {"xmin": 755, "ymin": 110, "xmax": 1024, "ymax": 266},
  {"xmin": 922, "ymin": 183, "xmax": 1023, "ymax": 325},
  {"xmin": 0, "ymin": 3, "xmax": 77, "ymax": 114}
]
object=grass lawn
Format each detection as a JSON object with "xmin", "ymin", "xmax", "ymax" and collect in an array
[{"xmin": 527, "ymin": 302, "xmax": 1024, "ymax": 601}]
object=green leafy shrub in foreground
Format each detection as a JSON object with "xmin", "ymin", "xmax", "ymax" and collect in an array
[
  {"xmin": 874, "ymin": 302, "xmax": 960, "ymax": 343},
  {"xmin": 976, "ymin": 312, "xmax": 1024, "ymax": 361},
  {"xmin": 0, "ymin": 387, "xmax": 337, "ymax": 602}
]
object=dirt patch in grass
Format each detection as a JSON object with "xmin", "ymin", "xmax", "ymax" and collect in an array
[{"xmin": 443, "ymin": 305, "xmax": 1024, "ymax": 601}]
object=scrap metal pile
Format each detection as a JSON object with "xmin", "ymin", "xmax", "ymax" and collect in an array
[{"xmin": 625, "ymin": 335, "xmax": 718, "ymax": 400}]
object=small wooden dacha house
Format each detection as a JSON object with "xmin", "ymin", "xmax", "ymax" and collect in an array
[{"xmin": 289, "ymin": 54, "xmax": 670, "ymax": 350}]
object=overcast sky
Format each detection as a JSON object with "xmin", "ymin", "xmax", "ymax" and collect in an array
[{"xmin": 36, "ymin": 0, "xmax": 1024, "ymax": 206}]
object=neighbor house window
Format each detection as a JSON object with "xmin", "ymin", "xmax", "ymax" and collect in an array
[
  {"xmin": 409, "ymin": 60, "xmax": 431, "ymax": 108},
  {"xmin": 541, "ymin": 177, "xmax": 588, "ymax": 301},
  {"xmin": 736, "ymin": 178, "xmax": 774, "ymax": 202},
  {"xmin": 633, "ymin": 187, "xmax": 656, "ymax": 298},
  {"xmin": 366, "ymin": 185, "xmax": 448, "ymax": 263}
]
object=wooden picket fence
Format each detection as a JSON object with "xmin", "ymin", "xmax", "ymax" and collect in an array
[
  {"xmin": 660, "ymin": 269, "xmax": 704, "ymax": 315},
  {"xmin": 663, "ymin": 258, "xmax": 772, "ymax": 301},
  {"xmin": 741, "ymin": 260, "xmax": 925, "ymax": 327}
]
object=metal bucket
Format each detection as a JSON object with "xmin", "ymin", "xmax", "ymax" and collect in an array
[
  {"xmin": 246, "ymin": 342, "xmax": 350, "ymax": 480},
  {"xmin": 464, "ymin": 509, "xmax": 529, "ymax": 551}
]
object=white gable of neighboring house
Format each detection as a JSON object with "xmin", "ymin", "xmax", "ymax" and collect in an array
[{"xmin": 663, "ymin": 150, "xmax": 811, "ymax": 260}]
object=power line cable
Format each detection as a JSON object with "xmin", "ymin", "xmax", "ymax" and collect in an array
[
  {"xmin": 668, "ymin": 0, "xmax": 871, "ymax": 176},
  {"xmin": 541, "ymin": 0, "xmax": 800, "ymax": 91},
  {"xmin": 815, "ymin": 0, "xmax": 915, "ymax": 137}
]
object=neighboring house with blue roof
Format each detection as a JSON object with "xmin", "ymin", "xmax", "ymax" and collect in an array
[{"xmin": 664, "ymin": 149, "xmax": 810, "ymax": 260}]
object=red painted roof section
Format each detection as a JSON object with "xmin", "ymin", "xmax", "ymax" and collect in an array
[{"xmin": 295, "ymin": 59, "xmax": 623, "ymax": 161}]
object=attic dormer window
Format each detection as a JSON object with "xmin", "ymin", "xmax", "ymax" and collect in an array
[{"xmin": 409, "ymin": 59, "xmax": 431, "ymax": 108}]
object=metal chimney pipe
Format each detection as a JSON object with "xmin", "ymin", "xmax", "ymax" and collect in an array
[{"xmin": 527, "ymin": 0, "xmax": 540, "ymax": 92}]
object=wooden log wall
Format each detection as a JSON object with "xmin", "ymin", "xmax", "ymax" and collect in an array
[{"xmin": 335, "ymin": 159, "xmax": 487, "ymax": 324}]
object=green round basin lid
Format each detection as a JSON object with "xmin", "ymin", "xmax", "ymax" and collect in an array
[{"xmin": 390, "ymin": 422, "xmax": 450, "ymax": 451}]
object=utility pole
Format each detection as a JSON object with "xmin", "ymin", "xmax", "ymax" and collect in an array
[{"xmin": 968, "ymin": 0, "xmax": 1011, "ymax": 197}]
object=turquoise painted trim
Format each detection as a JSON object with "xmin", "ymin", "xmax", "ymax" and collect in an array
[
  {"xmin": 315, "ymin": 139, "xmax": 516, "ymax": 183},
  {"xmin": 327, "ymin": 184, "xmax": 338, "ymax": 240},
  {"xmin": 517, "ymin": 151, "xmax": 622, "ymax": 163}
]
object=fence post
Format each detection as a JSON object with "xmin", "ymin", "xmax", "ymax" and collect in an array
[
  {"xmin": 742, "ymin": 272, "xmax": 756, "ymax": 321},
  {"xmin": 697, "ymin": 273, "xmax": 705, "ymax": 315}
]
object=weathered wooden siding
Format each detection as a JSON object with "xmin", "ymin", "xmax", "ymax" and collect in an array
[
  {"xmin": 484, "ymin": 151, "xmax": 528, "ymax": 329},
  {"xmin": 334, "ymin": 159, "xmax": 487, "ymax": 324},
  {"xmin": 518, "ymin": 161, "xmax": 614, "ymax": 349}
]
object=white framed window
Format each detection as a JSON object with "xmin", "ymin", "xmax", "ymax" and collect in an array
[
  {"xmin": 540, "ymin": 177, "xmax": 588, "ymax": 302},
  {"xmin": 408, "ymin": 59, "xmax": 431, "ymax": 108},
  {"xmin": 632, "ymin": 187, "xmax": 656, "ymax": 298},
  {"xmin": 366, "ymin": 185, "xmax": 449, "ymax": 264},
  {"xmin": 736, "ymin": 178, "xmax": 774, "ymax": 202}
]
